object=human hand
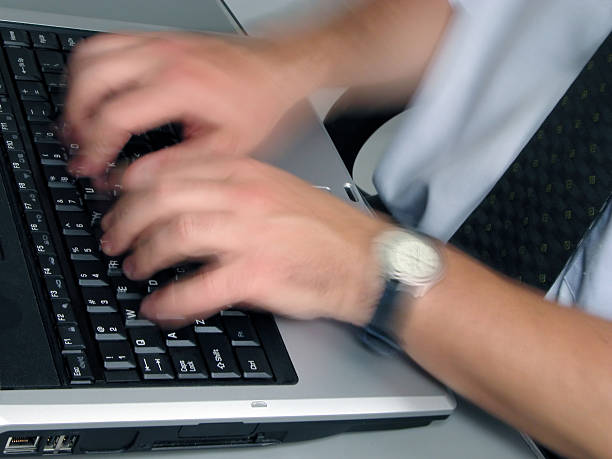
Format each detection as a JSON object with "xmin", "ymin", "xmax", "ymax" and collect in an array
[
  {"xmin": 99, "ymin": 148, "xmax": 391, "ymax": 328},
  {"xmin": 63, "ymin": 31, "xmax": 315, "ymax": 181}
]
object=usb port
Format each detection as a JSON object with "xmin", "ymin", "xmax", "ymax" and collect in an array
[
  {"xmin": 42, "ymin": 435, "xmax": 78, "ymax": 454},
  {"xmin": 4, "ymin": 436, "xmax": 40, "ymax": 454}
]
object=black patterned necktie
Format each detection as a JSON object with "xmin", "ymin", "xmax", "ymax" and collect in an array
[{"xmin": 450, "ymin": 31, "xmax": 612, "ymax": 291}]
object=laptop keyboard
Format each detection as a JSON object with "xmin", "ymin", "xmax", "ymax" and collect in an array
[{"xmin": 0, "ymin": 23, "xmax": 296, "ymax": 387}]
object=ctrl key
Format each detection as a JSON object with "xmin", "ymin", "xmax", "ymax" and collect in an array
[{"xmin": 64, "ymin": 354, "xmax": 94, "ymax": 384}]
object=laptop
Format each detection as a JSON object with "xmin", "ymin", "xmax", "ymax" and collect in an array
[{"xmin": 0, "ymin": 0, "xmax": 454, "ymax": 455}]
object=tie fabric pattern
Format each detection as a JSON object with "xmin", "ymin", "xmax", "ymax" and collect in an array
[{"xmin": 450, "ymin": 31, "xmax": 612, "ymax": 290}]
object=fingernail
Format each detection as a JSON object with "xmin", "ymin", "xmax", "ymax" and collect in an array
[
  {"xmin": 122, "ymin": 259, "xmax": 134, "ymax": 279},
  {"xmin": 100, "ymin": 238, "xmax": 112, "ymax": 254}
]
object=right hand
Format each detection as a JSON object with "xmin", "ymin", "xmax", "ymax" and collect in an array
[{"xmin": 63, "ymin": 32, "xmax": 313, "ymax": 180}]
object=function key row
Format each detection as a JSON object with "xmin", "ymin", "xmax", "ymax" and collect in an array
[{"xmin": 1, "ymin": 28, "xmax": 83, "ymax": 50}]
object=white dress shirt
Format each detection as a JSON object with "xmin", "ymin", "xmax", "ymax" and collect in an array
[
  {"xmin": 374, "ymin": 0, "xmax": 612, "ymax": 241},
  {"xmin": 373, "ymin": 0, "xmax": 612, "ymax": 315}
]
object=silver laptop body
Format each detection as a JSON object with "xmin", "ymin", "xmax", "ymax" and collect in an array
[{"xmin": 0, "ymin": 0, "xmax": 454, "ymax": 454}]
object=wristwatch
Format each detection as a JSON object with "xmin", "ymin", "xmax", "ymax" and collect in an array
[{"xmin": 361, "ymin": 228, "xmax": 445, "ymax": 355}]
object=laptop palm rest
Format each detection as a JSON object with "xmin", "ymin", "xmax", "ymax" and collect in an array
[{"xmin": 0, "ymin": 175, "xmax": 59, "ymax": 388}]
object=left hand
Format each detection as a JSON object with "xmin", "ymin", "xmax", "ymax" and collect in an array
[{"xmin": 100, "ymin": 147, "xmax": 390, "ymax": 328}]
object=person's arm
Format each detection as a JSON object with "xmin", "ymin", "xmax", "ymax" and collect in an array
[
  {"xmin": 273, "ymin": 0, "xmax": 453, "ymax": 103},
  {"xmin": 98, "ymin": 148, "xmax": 612, "ymax": 458},
  {"xmin": 64, "ymin": 0, "xmax": 452, "ymax": 179},
  {"xmin": 397, "ymin": 245, "xmax": 612, "ymax": 459}
]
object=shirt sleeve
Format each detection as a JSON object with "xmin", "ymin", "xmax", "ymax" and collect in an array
[
  {"xmin": 547, "ymin": 196, "xmax": 612, "ymax": 319},
  {"xmin": 373, "ymin": 0, "xmax": 612, "ymax": 241}
]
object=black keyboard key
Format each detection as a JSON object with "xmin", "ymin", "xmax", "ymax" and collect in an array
[
  {"xmin": 235, "ymin": 348, "xmax": 273, "ymax": 379},
  {"xmin": 65, "ymin": 354, "xmax": 94, "ymax": 384},
  {"xmin": 111, "ymin": 277, "xmax": 145, "ymax": 300},
  {"xmin": 5, "ymin": 47, "xmax": 41, "ymax": 81},
  {"xmin": 104, "ymin": 369, "xmax": 141, "ymax": 383},
  {"xmin": 57, "ymin": 324, "xmax": 86, "ymax": 353},
  {"xmin": 50, "ymin": 91, "xmax": 65, "ymax": 111},
  {"xmin": 0, "ymin": 114, "xmax": 18, "ymax": 133},
  {"xmin": 36, "ymin": 49, "xmax": 64, "ymax": 73},
  {"xmin": 43, "ymin": 165, "xmax": 76, "ymax": 188},
  {"xmin": 119, "ymin": 300, "xmax": 156, "ymax": 327},
  {"xmin": 137, "ymin": 354, "xmax": 175, "ymax": 380},
  {"xmin": 32, "ymin": 231, "xmax": 55, "ymax": 255},
  {"xmin": 66, "ymin": 236, "xmax": 99, "ymax": 260},
  {"xmin": 0, "ymin": 74, "xmax": 5, "ymax": 94},
  {"xmin": 106, "ymin": 257, "xmax": 123, "ymax": 277},
  {"xmin": 169, "ymin": 349, "xmax": 208, "ymax": 379},
  {"xmin": 81, "ymin": 181, "xmax": 112, "ymax": 201},
  {"xmin": 84, "ymin": 198, "xmax": 112, "ymax": 218},
  {"xmin": 90, "ymin": 313, "xmax": 127, "ymax": 340},
  {"xmin": 25, "ymin": 211, "xmax": 49, "ymax": 233},
  {"xmin": 4, "ymin": 134, "xmax": 23, "ymax": 152},
  {"xmin": 58, "ymin": 33, "xmax": 83, "ymax": 51},
  {"xmin": 198, "ymin": 334, "xmax": 240, "ymax": 379},
  {"xmin": 193, "ymin": 315, "xmax": 224, "ymax": 334},
  {"xmin": 46, "ymin": 275, "xmax": 68, "ymax": 299},
  {"xmin": 51, "ymin": 188, "xmax": 82, "ymax": 211},
  {"xmin": 44, "ymin": 72, "xmax": 67, "ymax": 91},
  {"xmin": 58, "ymin": 211, "xmax": 91, "ymax": 235},
  {"xmin": 39, "ymin": 254, "xmax": 61, "ymax": 277},
  {"xmin": 81, "ymin": 286, "xmax": 117, "ymax": 312},
  {"xmin": 37, "ymin": 143, "xmax": 68, "ymax": 165},
  {"xmin": 129, "ymin": 328, "xmax": 166, "ymax": 354},
  {"xmin": 74, "ymin": 260, "xmax": 109, "ymax": 286},
  {"xmin": 17, "ymin": 81, "xmax": 48, "ymax": 100},
  {"xmin": 98, "ymin": 341, "xmax": 136, "ymax": 370},
  {"xmin": 32, "ymin": 123, "xmax": 60, "ymax": 143},
  {"xmin": 1, "ymin": 29, "xmax": 30, "ymax": 46},
  {"xmin": 30, "ymin": 31, "xmax": 60, "ymax": 49},
  {"xmin": 165, "ymin": 327, "xmax": 197, "ymax": 347},
  {"xmin": 10, "ymin": 151, "xmax": 31, "ymax": 171},
  {"xmin": 0, "ymin": 96, "xmax": 12, "ymax": 113},
  {"xmin": 223, "ymin": 316, "xmax": 260, "ymax": 347},
  {"xmin": 14, "ymin": 169, "xmax": 35, "ymax": 191},
  {"xmin": 52, "ymin": 299, "xmax": 76, "ymax": 324},
  {"xmin": 20, "ymin": 190, "xmax": 41, "ymax": 212},
  {"xmin": 23, "ymin": 101, "xmax": 52, "ymax": 122}
]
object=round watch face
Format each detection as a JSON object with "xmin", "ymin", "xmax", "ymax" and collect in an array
[{"xmin": 382, "ymin": 231, "xmax": 443, "ymax": 285}]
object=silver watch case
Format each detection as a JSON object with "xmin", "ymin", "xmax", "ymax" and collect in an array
[{"xmin": 375, "ymin": 229, "xmax": 445, "ymax": 298}]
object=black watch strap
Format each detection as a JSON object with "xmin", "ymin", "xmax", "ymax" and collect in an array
[{"xmin": 360, "ymin": 278, "xmax": 404, "ymax": 355}]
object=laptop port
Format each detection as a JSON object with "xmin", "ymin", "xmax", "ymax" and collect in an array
[
  {"xmin": 4, "ymin": 436, "xmax": 40, "ymax": 454},
  {"xmin": 42, "ymin": 435, "xmax": 78, "ymax": 454}
]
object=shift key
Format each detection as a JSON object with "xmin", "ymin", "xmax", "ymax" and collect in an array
[{"xmin": 198, "ymin": 334, "xmax": 240, "ymax": 379}]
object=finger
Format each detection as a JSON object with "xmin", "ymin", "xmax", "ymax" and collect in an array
[
  {"xmin": 68, "ymin": 33, "xmax": 147, "ymax": 64},
  {"xmin": 65, "ymin": 40, "xmax": 162, "ymax": 133},
  {"xmin": 68, "ymin": 83, "xmax": 196, "ymax": 177},
  {"xmin": 100, "ymin": 180, "xmax": 235, "ymax": 255},
  {"xmin": 122, "ymin": 211, "xmax": 241, "ymax": 280},
  {"xmin": 139, "ymin": 261, "xmax": 249, "ymax": 327},
  {"xmin": 120, "ymin": 140, "xmax": 239, "ymax": 190}
]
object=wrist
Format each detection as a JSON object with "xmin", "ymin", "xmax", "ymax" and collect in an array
[
  {"xmin": 339, "ymin": 223, "xmax": 395, "ymax": 328},
  {"xmin": 255, "ymin": 35, "xmax": 332, "ymax": 107},
  {"xmin": 360, "ymin": 227, "xmax": 446, "ymax": 354}
]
